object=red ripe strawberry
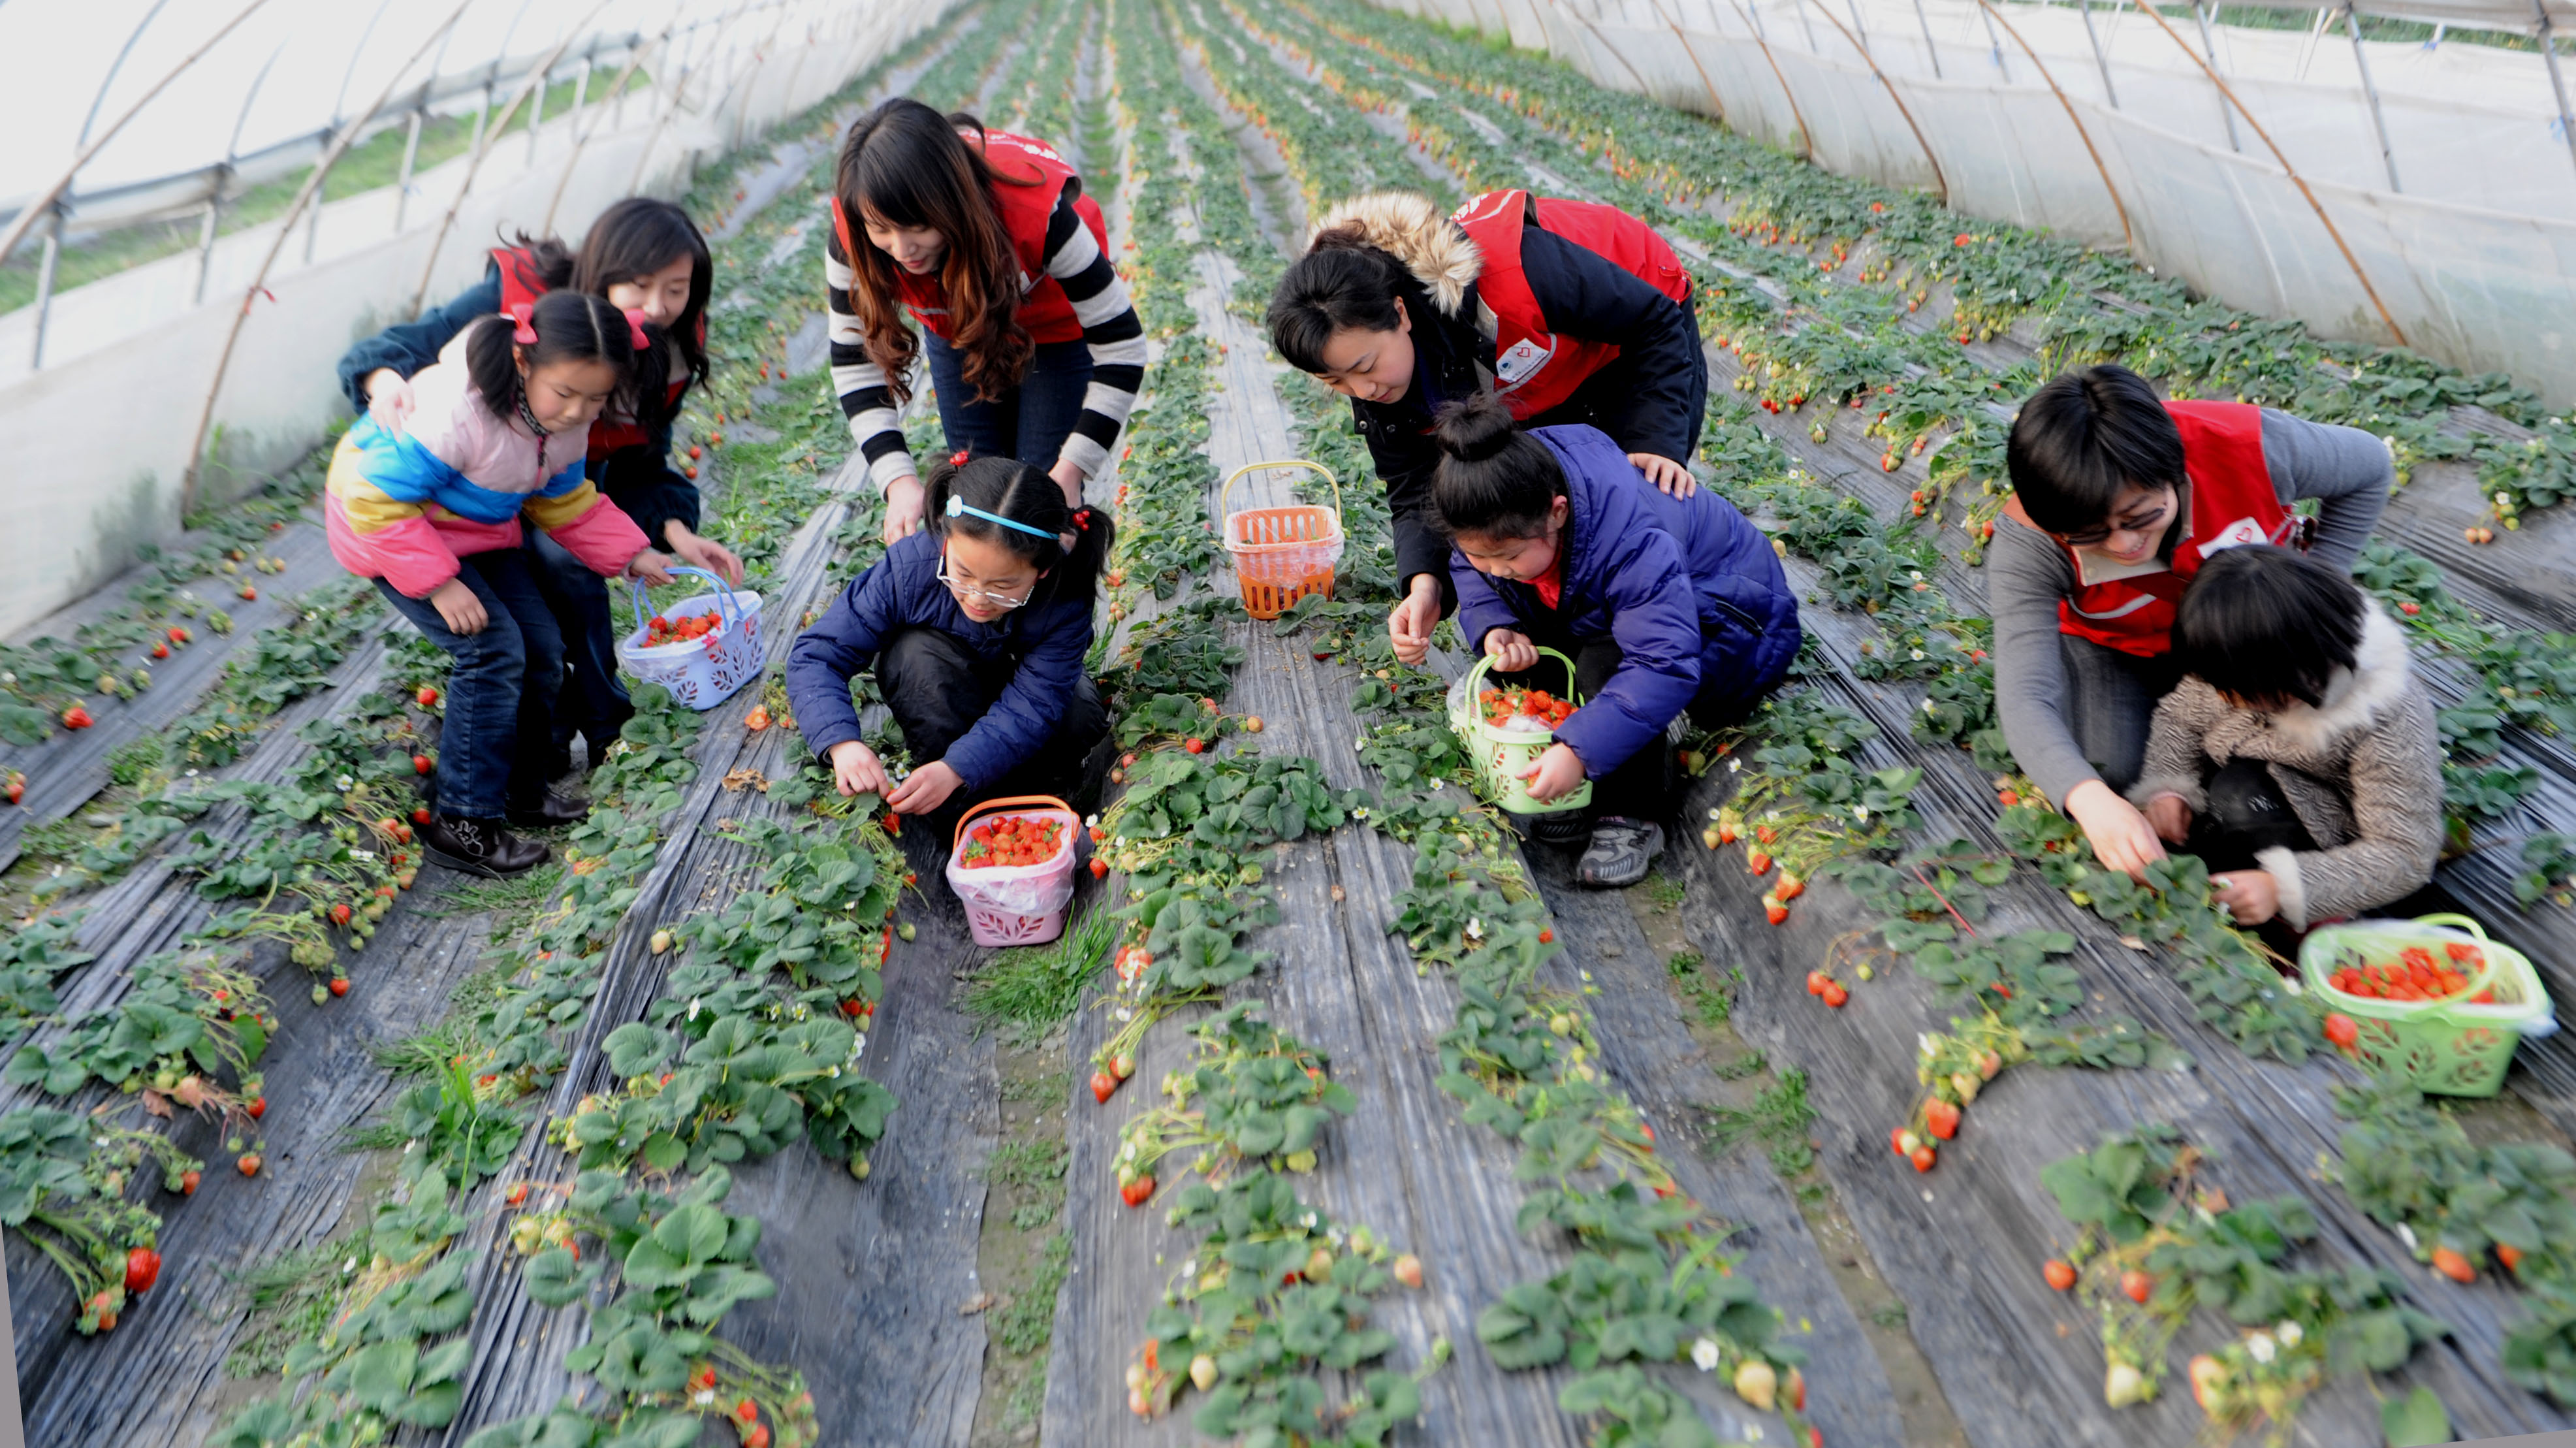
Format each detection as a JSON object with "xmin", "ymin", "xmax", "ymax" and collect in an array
[
  {"xmin": 168, "ymin": 626, "xmax": 191, "ymax": 643},
  {"xmin": 247, "ymin": 1095, "xmax": 266, "ymax": 1119},
  {"xmin": 2500, "ymin": 1243, "xmax": 2526, "ymax": 1272},
  {"xmin": 125, "ymin": 1247, "xmax": 161, "ymax": 1294},
  {"xmin": 883, "ymin": 813, "xmax": 902, "ymax": 835},
  {"xmin": 1121, "ymin": 1174, "xmax": 1155, "ymax": 1208},
  {"xmin": 150, "ymin": 641, "xmax": 170, "ymax": 659},
  {"xmin": 1090, "ymin": 858, "xmax": 1109, "ymax": 878},
  {"xmin": 2324, "ymin": 1013, "xmax": 2359, "ymax": 1050},
  {"xmin": 2120, "ymin": 1270, "xmax": 2153, "ymax": 1304},
  {"xmin": 1775, "ymin": 873, "xmax": 1805, "ymax": 901},
  {"xmin": 1538, "ymin": 928, "xmax": 1553, "ymax": 943},
  {"xmin": 413, "ymin": 754, "xmax": 433, "ymax": 775},
  {"xmin": 745, "ymin": 1428, "xmax": 771, "ymax": 1448},
  {"xmin": 180, "ymin": 1170, "xmax": 200, "ymax": 1196},
  {"xmin": 1820, "ymin": 980, "xmax": 1847, "ymax": 1008},
  {"xmin": 1746, "ymin": 850, "xmax": 1772, "ymax": 877},
  {"xmin": 1909, "ymin": 1145, "xmax": 1936, "ymax": 1172},
  {"xmin": 1090, "ymin": 1070, "xmax": 1118, "ymax": 1104},
  {"xmin": 1766, "ymin": 901, "xmax": 1790, "ymax": 926},
  {"xmin": 2432, "ymin": 1246, "xmax": 2475, "ymax": 1283},
  {"xmin": 412, "ymin": 806, "xmax": 434, "ymax": 826},
  {"xmin": 328, "ymin": 978, "xmax": 351, "ymax": 997},
  {"xmin": 238, "ymin": 1152, "xmax": 262, "ymax": 1177},
  {"xmin": 735, "ymin": 1397, "xmax": 760, "ymax": 1425},
  {"xmin": 1184, "ymin": 737, "xmax": 1205, "ymax": 754},
  {"xmin": 330, "ymin": 903, "xmax": 353, "ymax": 925},
  {"xmin": 1923, "ymin": 1099, "xmax": 1960, "ymax": 1140},
  {"xmin": 2043, "ymin": 1259, "xmax": 2076, "ymax": 1292},
  {"xmin": 61, "ymin": 705, "xmax": 94, "ymax": 730},
  {"xmin": 416, "ymin": 686, "xmax": 440, "ymax": 709},
  {"xmin": 1807, "ymin": 971, "xmax": 1828, "ymax": 995},
  {"xmin": 5, "ymin": 773, "xmax": 21, "ymax": 805},
  {"xmin": 507, "ymin": 1182, "xmax": 530, "ymax": 1207},
  {"xmin": 1754, "ymin": 825, "xmax": 1777, "ymax": 845}
]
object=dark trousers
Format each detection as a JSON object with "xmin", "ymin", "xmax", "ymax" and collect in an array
[
  {"xmin": 2062, "ymin": 633, "xmax": 2185, "ymax": 795},
  {"xmin": 2186, "ymin": 756, "xmax": 2318, "ymax": 873},
  {"xmin": 375, "ymin": 551, "xmax": 565, "ymax": 819},
  {"xmin": 1498, "ymin": 617, "xmax": 1766, "ymax": 821},
  {"xmin": 923, "ymin": 334, "xmax": 1095, "ymax": 469},
  {"xmin": 525, "ymin": 529, "xmax": 633, "ymax": 762},
  {"xmin": 876, "ymin": 626, "xmax": 1109, "ymax": 823}
]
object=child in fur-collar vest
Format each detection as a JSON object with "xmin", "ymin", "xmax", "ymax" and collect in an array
[{"xmin": 2129, "ymin": 545, "xmax": 2441, "ymax": 933}]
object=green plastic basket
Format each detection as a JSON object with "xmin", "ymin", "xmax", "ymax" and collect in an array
[
  {"xmin": 2300, "ymin": 913, "xmax": 2557, "ymax": 1097},
  {"xmin": 1449, "ymin": 649, "xmax": 1593, "ymax": 816}
]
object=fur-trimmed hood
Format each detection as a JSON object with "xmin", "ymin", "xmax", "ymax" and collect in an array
[{"xmin": 1312, "ymin": 191, "xmax": 1482, "ymax": 318}]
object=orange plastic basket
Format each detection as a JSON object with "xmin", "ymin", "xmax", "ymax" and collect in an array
[{"xmin": 1220, "ymin": 460, "xmax": 1344, "ymax": 620}]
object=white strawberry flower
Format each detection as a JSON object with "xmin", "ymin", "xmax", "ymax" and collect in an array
[
  {"xmin": 2276, "ymin": 1320, "xmax": 2302, "ymax": 1347},
  {"xmin": 1690, "ymin": 1336, "xmax": 1720, "ymax": 1372},
  {"xmin": 2246, "ymin": 1332, "xmax": 2276, "ymax": 1364},
  {"xmin": 1853, "ymin": 804, "xmax": 1870, "ymax": 820}
]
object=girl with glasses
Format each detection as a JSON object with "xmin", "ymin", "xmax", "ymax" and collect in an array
[{"xmin": 786, "ymin": 453, "xmax": 1115, "ymax": 824}]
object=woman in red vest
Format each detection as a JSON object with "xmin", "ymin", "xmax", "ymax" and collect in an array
[
  {"xmin": 1992, "ymin": 364, "xmax": 2394, "ymax": 900},
  {"xmin": 1267, "ymin": 189, "xmax": 1706, "ymax": 665},
  {"xmin": 335, "ymin": 199, "xmax": 742, "ymax": 779},
  {"xmin": 827, "ymin": 98, "xmax": 1145, "ymax": 543}
]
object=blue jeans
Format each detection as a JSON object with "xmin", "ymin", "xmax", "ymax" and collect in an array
[
  {"xmin": 525, "ymin": 529, "xmax": 631, "ymax": 753},
  {"xmin": 923, "ymin": 334, "xmax": 1094, "ymax": 468},
  {"xmin": 375, "ymin": 551, "xmax": 565, "ymax": 818}
]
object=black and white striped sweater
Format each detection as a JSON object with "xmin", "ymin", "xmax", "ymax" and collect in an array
[{"xmin": 827, "ymin": 185, "xmax": 1145, "ymax": 491}]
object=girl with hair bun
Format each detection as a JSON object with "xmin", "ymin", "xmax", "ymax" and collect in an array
[
  {"xmin": 1431, "ymin": 394, "xmax": 1798, "ymax": 888},
  {"xmin": 786, "ymin": 451, "xmax": 1116, "ymax": 824}
]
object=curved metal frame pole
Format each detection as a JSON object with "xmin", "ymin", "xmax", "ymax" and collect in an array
[
  {"xmin": 2342, "ymin": 1, "xmax": 2400, "ymax": 191},
  {"xmin": 1539, "ymin": 0, "xmax": 1659, "ymax": 99},
  {"xmin": 0, "ymin": 0, "xmax": 276, "ymax": 269},
  {"xmin": 199, "ymin": 37, "xmax": 293, "ymax": 306},
  {"xmin": 2122, "ymin": 0, "xmax": 2408, "ymax": 346},
  {"xmin": 182, "ymin": 0, "xmax": 481, "ymax": 512},
  {"xmin": 1796, "ymin": 0, "xmax": 1948, "ymax": 199},
  {"xmin": 1911, "ymin": 0, "xmax": 1944, "ymax": 79},
  {"xmin": 710, "ymin": 1, "xmax": 801, "ymax": 150},
  {"xmin": 542, "ymin": 24, "xmax": 681, "ymax": 232},
  {"xmin": 1720, "ymin": 0, "xmax": 1813, "ymax": 157},
  {"xmin": 2541, "ymin": 5, "xmax": 2576, "ymax": 182},
  {"xmin": 2192, "ymin": 0, "xmax": 2240, "ymax": 151},
  {"xmin": 628, "ymin": 0, "xmax": 760, "ymax": 195},
  {"xmin": 1647, "ymin": 0, "xmax": 1730, "ymax": 124},
  {"xmin": 407, "ymin": 0, "xmax": 622, "ymax": 317},
  {"xmin": 1973, "ymin": 0, "xmax": 2132, "ymax": 251}
]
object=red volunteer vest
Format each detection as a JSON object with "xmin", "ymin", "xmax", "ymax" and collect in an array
[
  {"xmin": 1448, "ymin": 189, "xmax": 1691, "ymax": 418},
  {"xmin": 2041, "ymin": 399, "xmax": 2290, "ymax": 658},
  {"xmin": 488, "ymin": 245, "xmax": 691, "ymax": 460},
  {"xmin": 828, "ymin": 129, "xmax": 1108, "ymax": 347}
]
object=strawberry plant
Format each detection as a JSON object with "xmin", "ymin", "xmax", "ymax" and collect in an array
[
  {"xmin": 1115, "ymin": 1004, "xmax": 1352, "ymax": 1187},
  {"xmin": 3, "ymin": 948, "xmax": 269, "ymax": 1099}
]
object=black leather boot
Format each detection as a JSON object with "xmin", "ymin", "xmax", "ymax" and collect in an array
[
  {"xmin": 505, "ymin": 789, "xmax": 590, "ymax": 829},
  {"xmin": 423, "ymin": 814, "xmax": 550, "ymax": 878}
]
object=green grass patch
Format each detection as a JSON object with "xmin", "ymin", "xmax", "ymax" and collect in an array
[
  {"xmin": 1705, "ymin": 1069, "xmax": 1817, "ymax": 1176},
  {"xmin": 964, "ymin": 907, "xmax": 1115, "ymax": 1043},
  {"xmin": 994, "ymin": 1232, "xmax": 1072, "ymax": 1358},
  {"xmin": 987, "ymin": 1138, "xmax": 1068, "ymax": 1194},
  {"xmin": 1666, "ymin": 950, "xmax": 1733, "ymax": 1027}
]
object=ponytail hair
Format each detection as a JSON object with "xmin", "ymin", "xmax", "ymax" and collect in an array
[
  {"xmin": 1428, "ymin": 392, "xmax": 1564, "ymax": 540},
  {"xmin": 462, "ymin": 289, "xmax": 640, "ymax": 423},
  {"xmin": 2175, "ymin": 544, "xmax": 2366, "ymax": 709},
  {"xmin": 1268, "ymin": 236, "xmax": 1413, "ymax": 374},
  {"xmin": 922, "ymin": 451, "xmax": 1116, "ymax": 604}
]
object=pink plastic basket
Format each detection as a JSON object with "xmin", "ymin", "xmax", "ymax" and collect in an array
[{"xmin": 946, "ymin": 795, "xmax": 1082, "ymax": 946}]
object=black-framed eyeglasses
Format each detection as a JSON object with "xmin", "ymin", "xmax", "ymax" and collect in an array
[{"xmin": 2054, "ymin": 483, "xmax": 2178, "ymax": 549}]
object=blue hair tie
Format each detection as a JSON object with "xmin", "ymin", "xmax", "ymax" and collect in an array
[{"xmin": 945, "ymin": 492, "xmax": 1057, "ymax": 541}]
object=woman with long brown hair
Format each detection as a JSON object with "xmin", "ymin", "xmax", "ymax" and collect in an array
[{"xmin": 826, "ymin": 97, "xmax": 1144, "ymax": 542}]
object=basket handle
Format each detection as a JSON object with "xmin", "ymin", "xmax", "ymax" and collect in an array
[
  {"xmin": 2408, "ymin": 912, "xmax": 2490, "ymax": 948},
  {"xmin": 1459, "ymin": 645, "xmax": 1583, "ymax": 704},
  {"xmin": 629, "ymin": 565, "xmax": 746, "ymax": 636},
  {"xmin": 1219, "ymin": 460, "xmax": 1341, "ymax": 527},
  {"xmin": 953, "ymin": 794, "xmax": 1074, "ymax": 852}
]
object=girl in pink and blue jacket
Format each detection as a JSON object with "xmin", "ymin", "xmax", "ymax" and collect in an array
[{"xmin": 326, "ymin": 289, "xmax": 674, "ymax": 878}]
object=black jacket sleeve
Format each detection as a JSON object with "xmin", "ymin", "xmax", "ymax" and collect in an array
[
  {"xmin": 589, "ymin": 447, "xmax": 701, "ymax": 551},
  {"xmin": 335, "ymin": 262, "xmax": 503, "ymax": 414},
  {"xmin": 1353, "ymin": 400, "xmax": 1453, "ymax": 603},
  {"xmin": 1518, "ymin": 227, "xmax": 1698, "ymax": 462}
]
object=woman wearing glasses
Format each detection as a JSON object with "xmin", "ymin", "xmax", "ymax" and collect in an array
[
  {"xmin": 1991, "ymin": 364, "xmax": 2393, "ymax": 895},
  {"xmin": 786, "ymin": 452, "xmax": 1115, "ymax": 821}
]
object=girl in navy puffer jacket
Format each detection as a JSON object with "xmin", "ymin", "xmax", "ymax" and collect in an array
[{"xmin": 1435, "ymin": 393, "xmax": 1800, "ymax": 886}]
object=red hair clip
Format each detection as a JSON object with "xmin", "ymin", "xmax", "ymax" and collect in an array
[
  {"xmin": 509, "ymin": 302, "xmax": 537, "ymax": 346},
  {"xmin": 1072, "ymin": 508, "xmax": 1091, "ymax": 531},
  {"xmin": 949, "ymin": 449, "xmax": 970, "ymax": 468},
  {"xmin": 622, "ymin": 307, "xmax": 652, "ymax": 351}
]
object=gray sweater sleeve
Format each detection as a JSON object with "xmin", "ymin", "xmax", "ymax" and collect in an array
[
  {"xmin": 2261, "ymin": 408, "xmax": 2392, "ymax": 568},
  {"xmin": 1987, "ymin": 517, "xmax": 2099, "ymax": 806}
]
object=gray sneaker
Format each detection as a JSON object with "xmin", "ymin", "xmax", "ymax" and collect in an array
[{"xmin": 1579, "ymin": 817, "xmax": 1662, "ymax": 888}]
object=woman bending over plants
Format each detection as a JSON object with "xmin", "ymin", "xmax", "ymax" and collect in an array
[
  {"xmin": 1991, "ymin": 364, "xmax": 2392, "ymax": 880},
  {"xmin": 1267, "ymin": 189, "xmax": 1705, "ymax": 668},
  {"xmin": 1432, "ymin": 393, "xmax": 1798, "ymax": 887},
  {"xmin": 786, "ymin": 452, "xmax": 1113, "ymax": 829},
  {"xmin": 327, "ymin": 291, "xmax": 675, "ymax": 878},
  {"xmin": 2129, "ymin": 545, "xmax": 2441, "ymax": 935},
  {"xmin": 827, "ymin": 97, "xmax": 1146, "ymax": 542}
]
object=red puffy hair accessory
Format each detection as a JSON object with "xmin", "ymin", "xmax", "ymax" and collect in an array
[
  {"xmin": 949, "ymin": 449, "xmax": 971, "ymax": 468},
  {"xmin": 509, "ymin": 302, "xmax": 537, "ymax": 345},
  {"xmin": 1072, "ymin": 508, "xmax": 1092, "ymax": 531},
  {"xmin": 622, "ymin": 308, "xmax": 652, "ymax": 351}
]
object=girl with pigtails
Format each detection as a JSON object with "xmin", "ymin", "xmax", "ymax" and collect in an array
[{"xmin": 786, "ymin": 451, "xmax": 1115, "ymax": 827}]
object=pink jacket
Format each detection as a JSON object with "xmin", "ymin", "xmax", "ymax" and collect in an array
[{"xmin": 325, "ymin": 334, "xmax": 648, "ymax": 598}]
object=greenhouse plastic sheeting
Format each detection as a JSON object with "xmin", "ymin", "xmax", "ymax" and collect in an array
[
  {"xmin": 0, "ymin": 0, "xmax": 952, "ymax": 637},
  {"xmin": 1381, "ymin": 0, "xmax": 2576, "ymax": 404}
]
